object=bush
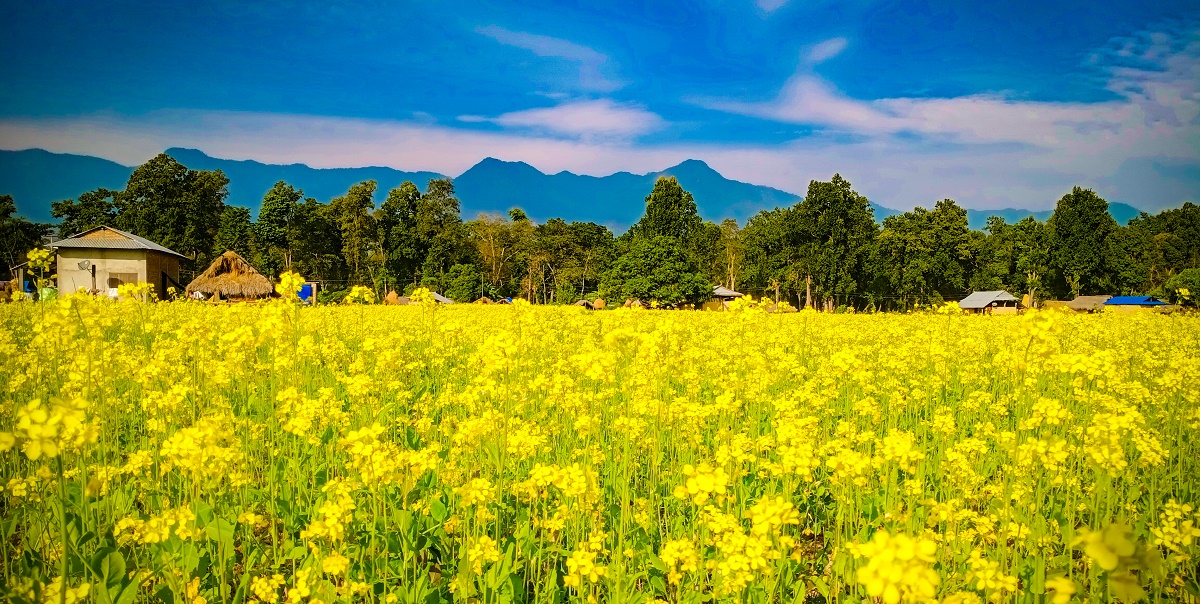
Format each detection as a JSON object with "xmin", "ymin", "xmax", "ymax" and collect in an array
[
  {"xmin": 318, "ymin": 288, "xmax": 348, "ymax": 305},
  {"xmin": 1165, "ymin": 268, "xmax": 1200, "ymax": 307}
]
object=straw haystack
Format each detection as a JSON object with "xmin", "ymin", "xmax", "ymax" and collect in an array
[{"xmin": 186, "ymin": 251, "xmax": 274, "ymax": 300}]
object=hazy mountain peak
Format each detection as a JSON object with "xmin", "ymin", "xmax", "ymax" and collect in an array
[{"xmin": 0, "ymin": 148, "xmax": 1150, "ymax": 232}]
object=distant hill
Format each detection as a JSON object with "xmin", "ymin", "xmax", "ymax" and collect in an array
[{"xmin": 0, "ymin": 148, "xmax": 1146, "ymax": 231}]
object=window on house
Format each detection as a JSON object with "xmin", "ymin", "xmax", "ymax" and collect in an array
[{"xmin": 107, "ymin": 273, "xmax": 138, "ymax": 288}]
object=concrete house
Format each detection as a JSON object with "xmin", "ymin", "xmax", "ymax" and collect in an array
[
  {"xmin": 51, "ymin": 226, "xmax": 186, "ymax": 297},
  {"xmin": 958, "ymin": 290, "xmax": 1021, "ymax": 315}
]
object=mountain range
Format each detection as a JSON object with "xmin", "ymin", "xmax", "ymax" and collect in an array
[{"xmin": 0, "ymin": 148, "xmax": 1145, "ymax": 231}]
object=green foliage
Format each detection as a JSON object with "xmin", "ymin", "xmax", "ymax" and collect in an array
[
  {"xmin": 795, "ymin": 174, "xmax": 877, "ymax": 307},
  {"xmin": 29, "ymin": 152, "xmax": 1199, "ymax": 310},
  {"xmin": 329, "ymin": 180, "xmax": 379, "ymax": 285},
  {"xmin": 51, "ymin": 188, "xmax": 117, "ymax": 238},
  {"xmin": 214, "ymin": 206, "xmax": 253, "ymax": 260},
  {"xmin": 1, "ymin": 195, "xmax": 53, "ymax": 280},
  {"xmin": 378, "ymin": 181, "xmax": 423, "ymax": 286},
  {"xmin": 292, "ymin": 197, "xmax": 345, "ymax": 284},
  {"xmin": 629, "ymin": 176, "xmax": 702, "ymax": 242},
  {"xmin": 253, "ymin": 181, "xmax": 303, "ymax": 275},
  {"xmin": 443, "ymin": 263, "xmax": 482, "ymax": 302},
  {"xmin": 877, "ymin": 199, "xmax": 972, "ymax": 306},
  {"xmin": 114, "ymin": 153, "xmax": 229, "ymax": 267},
  {"xmin": 600, "ymin": 235, "xmax": 710, "ymax": 305},
  {"xmin": 1047, "ymin": 187, "xmax": 1117, "ymax": 297},
  {"xmin": 1165, "ymin": 268, "xmax": 1200, "ymax": 306}
]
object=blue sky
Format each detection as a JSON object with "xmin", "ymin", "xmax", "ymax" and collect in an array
[{"xmin": 1, "ymin": 0, "xmax": 1197, "ymax": 211}]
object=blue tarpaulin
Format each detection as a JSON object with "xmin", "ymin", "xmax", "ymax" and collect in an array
[
  {"xmin": 1104, "ymin": 296, "xmax": 1165, "ymax": 306},
  {"xmin": 298, "ymin": 284, "xmax": 313, "ymax": 301}
]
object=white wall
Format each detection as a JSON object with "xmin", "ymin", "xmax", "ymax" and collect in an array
[{"xmin": 56, "ymin": 249, "xmax": 148, "ymax": 295}]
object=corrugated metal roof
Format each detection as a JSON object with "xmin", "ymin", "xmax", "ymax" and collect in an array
[
  {"xmin": 51, "ymin": 226, "xmax": 187, "ymax": 259},
  {"xmin": 1104, "ymin": 296, "xmax": 1164, "ymax": 306},
  {"xmin": 431, "ymin": 292, "xmax": 455, "ymax": 304},
  {"xmin": 958, "ymin": 290, "xmax": 1018, "ymax": 309},
  {"xmin": 713, "ymin": 285, "xmax": 743, "ymax": 298}
]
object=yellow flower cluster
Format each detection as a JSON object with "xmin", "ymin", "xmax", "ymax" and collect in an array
[
  {"xmin": 673, "ymin": 463, "xmax": 729, "ymax": 505},
  {"xmin": 251, "ymin": 574, "xmax": 286, "ymax": 603},
  {"xmin": 467, "ymin": 535, "xmax": 501, "ymax": 574},
  {"xmin": 659, "ymin": 538, "xmax": 699, "ymax": 585},
  {"xmin": 564, "ymin": 544, "xmax": 607, "ymax": 588},
  {"xmin": 114, "ymin": 505, "xmax": 198, "ymax": 545},
  {"xmin": 849, "ymin": 531, "xmax": 939, "ymax": 604},
  {"xmin": 159, "ymin": 417, "xmax": 247, "ymax": 486},
  {"xmin": 276, "ymin": 271, "xmax": 306, "ymax": 299},
  {"xmin": 1152, "ymin": 500, "xmax": 1200, "ymax": 558},
  {"xmin": 2, "ymin": 397, "xmax": 99, "ymax": 460},
  {"xmin": 344, "ymin": 285, "xmax": 374, "ymax": 304},
  {"xmin": 300, "ymin": 479, "xmax": 358, "ymax": 544}
]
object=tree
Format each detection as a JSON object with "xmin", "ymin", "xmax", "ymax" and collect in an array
[
  {"xmin": 377, "ymin": 181, "xmax": 423, "ymax": 287},
  {"xmin": 330, "ymin": 180, "xmax": 378, "ymax": 285},
  {"xmin": 414, "ymin": 179, "xmax": 469, "ymax": 287},
  {"xmin": 468, "ymin": 213, "xmax": 523, "ymax": 294},
  {"xmin": 1047, "ymin": 187, "xmax": 1117, "ymax": 297},
  {"xmin": 51, "ymin": 188, "xmax": 117, "ymax": 237},
  {"xmin": 113, "ymin": 153, "xmax": 229, "ymax": 267},
  {"xmin": 717, "ymin": 218, "xmax": 742, "ymax": 291},
  {"xmin": 876, "ymin": 199, "xmax": 971, "ymax": 307},
  {"xmin": 443, "ymin": 263, "xmax": 482, "ymax": 302},
  {"xmin": 740, "ymin": 207, "xmax": 808, "ymax": 306},
  {"xmin": 629, "ymin": 177, "xmax": 702, "ymax": 242},
  {"xmin": 292, "ymin": 198, "xmax": 345, "ymax": 283},
  {"xmin": 795, "ymin": 174, "xmax": 877, "ymax": 309},
  {"xmin": 566, "ymin": 221, "xmax": 615, "ymax": 298},
  {"xmin": 600, "ymin": 236, "xmax": 711, "ymax": 305},
  {"xmin": 215, "ymin": 206, "xmax": 253, "ymax": 259},
  {"xmin": 254, "ymin": 181, "xmax": 303, "ymax": 275},
  {"xmin": 1, "ymin": 195, "xmax": 52, "ymax": 280}
]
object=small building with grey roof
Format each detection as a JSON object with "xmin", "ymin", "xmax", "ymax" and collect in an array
[
  {"xmin": 51, "ymin": 226, "xmax": 186, "ymax": 297},
  {"xmin": 958, "ymin": 290, "xmax": 1020, "ymax": 315}
]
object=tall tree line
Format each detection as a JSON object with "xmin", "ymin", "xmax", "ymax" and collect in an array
[{"xmin": 10, "ymin": 152, "xmax": 1200, "ymax": 307}]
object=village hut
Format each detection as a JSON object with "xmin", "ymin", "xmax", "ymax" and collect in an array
[
  {"xmin": 593, "ymin": 298, "xmax": 606, "ymax": 310},
  {"xmin": 703, "ymin": 285, "xmax": 745, "ymax": 311},
  {"xmin": 51, "ymin": 225, "xmax": 185, "ymax": 296},
  {"xmin": 474, "ymin": 296, "xmax": 493, "ymax": 304},
  {"xmin": 713, "ymin": 285, "xmax": 743, "ymax": 301},
  {"xmin": 958, "ymin": 290, "xmax": 1020, "ymax": 315},
  {"xmin": 1066, "ymin": 295, "xmax": 1112, "ymax": 312},
  {"xmin": 185, "ymin": 251, "xmax": 274, "ymax": 301},
  {"xmin": 1102, "ymin": 296, "xmax": 1166, "ymax": 313},
  {"xmin": 574, "ymin": 299, "xmax": 594, "ymax": 309}
]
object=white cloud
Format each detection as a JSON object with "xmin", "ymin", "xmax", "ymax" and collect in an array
[
  {"xmin": 807, "ymin": 37, "xmax": 847, "ymax": 64},
  {"xmin": 757, "ymin": 0, "xmax": 789, "ymax": 12},
  {"xmin": 458, "ymin": 99, "xmax": 664, "ymax": 140},
  {"xmin": 694, "ymin": 26, "xmax": 1200, "ymax": 202},
  {"xmin": 476, "ymin": 25, "xmax": 623, "ymax": 92}
]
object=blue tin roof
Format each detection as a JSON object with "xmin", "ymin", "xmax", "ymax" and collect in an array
[{"xmin": 1103, "ymin": 296, "xmax": 1165, "ymax": 306}]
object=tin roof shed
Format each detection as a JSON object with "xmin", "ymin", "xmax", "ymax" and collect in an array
[{"xmin": 958, "ymin": 290, "xmax": 1018, "ymax": 310}]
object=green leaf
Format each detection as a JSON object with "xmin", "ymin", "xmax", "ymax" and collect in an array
[
  {"xmin": 811, "ymin": 577, "xmax": 831, "ymax": 598},
  {"xmin": 430, "ymin": 497, "xmax": 449, "ymax": 522}
]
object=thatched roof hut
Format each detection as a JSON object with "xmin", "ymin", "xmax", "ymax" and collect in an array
[{"xmin": 186, "ymin": 251, "xmax": 274, "ymax": 300}]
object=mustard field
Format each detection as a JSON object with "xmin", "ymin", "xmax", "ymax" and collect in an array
[{"xmin": 1, "ymin": 294, "xmax": 1198, "ymax": 604}]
